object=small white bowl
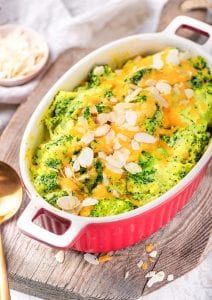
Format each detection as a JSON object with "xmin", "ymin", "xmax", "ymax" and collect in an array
[{"xmin": 0, "ymin": 24, "xmax": 49, "ymax": 87}]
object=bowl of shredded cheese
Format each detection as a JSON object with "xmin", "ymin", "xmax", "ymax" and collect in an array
[{"xmin": 0, "ymin": 24, "xmax": 49, "ymax": 86}]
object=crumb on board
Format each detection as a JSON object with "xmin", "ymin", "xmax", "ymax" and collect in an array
[
  {"xmin": 149, "ymin": 257, "xmax": 155, "ymax": 263},
  {"xmin": 124, "ymin": 271, "xmax": 129, "ymax": 279},
  {"xmin": 142, "ymin": 261, "xmax": 148, "ymax": 271},
  {"xmin": 145, "ymin": 243, "xmax": 157, "ymax": 253},
  {"xmin": 149, "ymin": 250, "xmax": 157, "ymax": 258},
  {"xmin": 137, "ymin": 259, "xmax": 143, "ymax": 268},
  {"xmin": 98, "ymin": 254, "xmax": 113, "ymax": 263},
  {"xmin": 146, "ymin": 271, "xmax": 165, "ymax": 288},
  {"xmin": 54, "ymin": 250, "xmax": 65, "ymax": 263},
  {"xmin": 167, "ymin": 274, "xmax": 174, "ymax": 281}
]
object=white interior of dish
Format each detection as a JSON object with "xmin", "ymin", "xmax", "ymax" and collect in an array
[{"xmin": 20, "ymin": 32, "xmax": 212, "ymax": 223}]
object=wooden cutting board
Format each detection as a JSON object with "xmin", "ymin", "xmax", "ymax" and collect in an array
[{"xmin": 0, "ymin": 2, "xmax": 211, "ymax": 299}]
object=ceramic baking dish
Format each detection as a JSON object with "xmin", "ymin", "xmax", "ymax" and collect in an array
[{"xmin": 18, "ymin": 16, "xmax": 212, "ymax": 252}]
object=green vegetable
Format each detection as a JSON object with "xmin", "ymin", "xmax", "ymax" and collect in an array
[
  {"xmin": 96, "ymin": 104, "xmax": 112, "ymax": 113},
  {"xmin": 90, "ymin": 198, "xmax": 134, "ymax": 217},
  {"xmin": 130, "ymin": 68, "xmax": 152, "ymax": 84},
  {"xmin": 34, "ymin": 172, "xmax": 59, "ymax": 194},
  {"xmin": 45, "ymin": 158, "xmax": 62, "ymax": 169},
  {"xmin": 44, "ymin": 190, "xmax": 68, "ymax": 206},
  {"xmin": 189, "ymin": 56, "xmax": 207, "ymax": 70},
  {"xmin": 143, "ymin": 104, "xmax": 163, "ymax": 134},
  {"xmin": 131, "ymin": 94, "xmax": 147, "ymax": 103}
]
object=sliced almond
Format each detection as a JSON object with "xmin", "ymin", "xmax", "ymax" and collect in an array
[
  {"xmin": 137, "ymin": 259, "xmax": 144, "ymax": 268},
  {"xmin": 103, "ymin": 173, "xmax": 109, "ymax": 186},
  {"xmin": 124, "ymin": 271, "xmax": 130, "ymax": 279},
  {"xmin": 81, "ymin": 132, "xmax": 94, "ymax": 145},
  {"xmin": 57, "ymin": 195, "xmax": 80, "ymax": 211},
  {"xmin": 90, "ymin": 105, "xmax": 98, "ymax": 114},
  {"xmin": 145, "ymin": 271, "xmax": 156, "ymax": 278},
  {"xmin": 106, "ymin": 129, "xmax": 115, "ymax": 144},
  {"xmin": 147, "ymin": 87, "xmax": 169, "ymax": 108},
  {"xmin": 152, "ymin": 53, "xmax": 164, "ymax": 70},
  {"xmin": 185, "ymin": 88, "xmax": 193, "ymax": 99},
  {"xmin": 121, "ymin": 123, "xmax": 139, "ymax": 132},
  {"xmin": 149, "ymin": 250, "xmax": 157, "ymax": 258},
  {"xmin": 112, "ymin": 190, "xmax": 120, "ymax": 197},
  {"xmin": 117, "ymin": 133, "xmax": 127, "ymax": 141},
  {"xmin": 84, "ymin": 253, "xmax": 99, "ymax": 265},
  {"xmin": 146, "ymin": 79, "xmax": 157, "ymax": 86},
  {"xmin": 98, "ymin": 151, "xmax": 107, "ymax": 160},
  {"xmin": 125, "ymin": 162, "xmax": 142, "ymax": 174},
  {"xmin": 125, "ymin": 110, "xmax": 137, "ymax": 126},
  {"xmin": 110, "ymin": 96, "xmax": 118, "ymax": 103},
  {"xmin": 134, "ymin": 132, "xmax": 156, "ymax": 144},
  {"xmin": 131, "ymin": 139, "xmax": 140, "ymax": 150},
  {"xmin": 82, "ymin": 197, "xmax": 99, "ymax": 207},
  {"xmin": 72, "ymin": 159, "xmax": 80, "ymax": 172},
  {"xmin": 106, "ymin": 155, "xmax": 125, "ymax": 168},
  {"xmin": 156, "ymin": 81, "xmax": 171, "ymax": 95},
  {"xmin": 166, "ymin": 49, "xmax": 179, "ymax": 65},
  {"xmin": 167, "ymin": 274, "xmax": 174, "ymax": 281},
  {"xmin": 125, "ymin": 87, "xmax": 142, "ymax": 103},
  {"xmin": 114, "ymin": 148, "xmax": 130, "ymax": 164},
  {"xmin": 78, "ymin": 147, "xmax": 94, "ymax": 168},
  {"xmin": 64, "ymin": 166, "xmax": 73, "ymax": 178},
  {"xmin": 93, "ymin": 65, "xmax": 104, "ymax": 76},
  {"xmin": 113, "ymin": 138, "xmax": 122, "ymax": 150},
  {"xmin": 95, "ymin": 124, "xmax": 110, "ymax": 137},
  {"xmin": 147, "ymin": 271, "xmax": 165, "ymax": 288},
  {"xmin": 54, "ymin": 250, "xmax": 65, "ymax": 263},
  {"xmin": 78, "ymin": 116, "xmax": 88, "ymax": 127},
  {"xmin": 97, "ymin": 113, "xmax": 109, "ymax": 125},
  {"xmin": 105, "ymin": 162, "xmax": 123, "ymax": 174}
]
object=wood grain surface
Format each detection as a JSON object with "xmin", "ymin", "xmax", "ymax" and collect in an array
[{"xmin": 0, "ymin": 45, "xmax": 211, "ymax": 299}]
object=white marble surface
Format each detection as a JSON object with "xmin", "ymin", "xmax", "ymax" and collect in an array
[{"xmin": 4, "ymin": 0, "xmax": 212, "ymax": 299}]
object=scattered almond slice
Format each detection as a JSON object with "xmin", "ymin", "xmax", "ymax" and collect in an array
[
  {"xmin": 145, "ymin": 271, "xmax": 156, "ymax": 278},
  {"xmin": 54, "ymin": 250, "xmax": 65, "ymax": 263},
  {"xmin": 72, "ymin": 159, "xmax": 80, "ymax": 172},
  {"xmin": 124, "ymin": 271, "xmax": 130, "ymax": 279},
  {"xmin": 93, "ymin": 65, "xmax": 104, "ymax": 76},
  {"xmin": 131, "ymin": 139, "xmax": 140, "ymax": 150},
  {"xmin": 152, "ymin": 53, "xmax": 164, "ymax": 70},
  {"xmin": 64, "ymin": 165, "xmax": 73, "ymax": 178},
  {"xmin": 114, "ymin": 148, "xmax": 130, "ymax": 163},
  {"xmin": 78, "ymin": 147, "xmax": 94, "ymax": 168},
  {"xmin": 166, "ymin": 49, "xmax": 179, "ymax": 65},
  {"xmin": 105, "ymin": 162, "xmax": 123, "ymax": 174},
  {"xmin": 78, "ymin": 116, "xmax": 88, "ymax": 127},
  {"xmin": 185, "ymin": 88, "xmax": 193, "ymax": 99},
  {"xmin": 112, "ymin": 190, "xmax": 120, "ymax": 197},
  {"xmin": 98, "ymin": 151, "xmax": 107, "ymax": 160},
  {"xmin": 84, "ymin": 253, "xmax": 99, "ymax": 265},
  {"xmin": 137, "ymin": 259, "xmax": 144, "ymax": 268},
  {"xmin": 97, "ymin": 113, "xmax": 109, "ymax": 125},
  {"xmin": 95, "ymin": 124, "xmax": 110, "ymax": 137},
  {"xmin": 147, "ymin": 87, "xmax": 169, "ymax": 108},
  {"xmin": 81, "ymin": 132, "xmax": 94, "ymax": 145},
  {"xmin": 121, "ymin": 123, "xmax": 139, "ymax": 132},
  {"xmin": 146, "ymin": 79, "xmax": 157, "ymax": 86},
  {"xmin": 147, "ymin": 271, "xmax": 165, "ymax": 287},
  {"xmin": 103, "ymin": 173, "xmax": 109, "ymax": 186},
  {"xmin": 134, "ymin": 132, "xmax": 156, "ymax": 144},
  {"xmin": 167, "ymin": 274, "xmax": 174, "ymax": 281},
  {"xmin": 90, "ymin": 105, "xmax": 98, "ymax": 114},
  {"xmin": 57, "ymin": 195, "xmax": 81, "ymax": 211},
  {"xmin": 125, "ymin": 162, "xmax": 142, "ymax": 174},
  {"xmin": 149, "ymin": 250, "xmax": 157, "ymax": 258},
  {"xmin": 125, "ymin": 87, "xmax": 142, "ymax": 102},
  {"xmin": 117, "ymin": 133, "xmax": 127, "ymax": 141},
  {"xmin": 106, "ymin": 155, "xmax": 125, "ymax": 168},
  {"xmin": 113, "ymin": 139, "xmax": 122, "ymax": 150},
  {"xmin": 110, "ymin": 96, "xmax": 118, "ymax": 103},
  {"xmin": 106, "ymin": 129, "xmax": 115, "ymax": 144},
  {"xmin": 125, "ymin": 110, "xmax": 137, "ymax": 126},
  {"xmin": 82, "ymin": 197, "xmax": 99, "ymax": 207},
  {"xmin": 156, "ymin": 81, "xmax": 171, "ymax": 95}
]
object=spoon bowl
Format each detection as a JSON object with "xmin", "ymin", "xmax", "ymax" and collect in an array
[{"xmin": 0, "ymin": 161, "xmax": 23, "ymax": 300}]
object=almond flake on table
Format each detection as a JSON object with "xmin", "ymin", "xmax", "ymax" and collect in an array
[
  {"xmin": 125, "ymin": 162, "xmax": 142, "ymax": 174},
  {"xmin": 124, "ymin": 271, "xmax": 130, "ymax": 279},
  {"xmin": 145, "ymin": 271, "xmax": 156, "ymax": 278},
  {"xmin": 152, "ymin": 53, "xmax": 164, "ymax": 70},
  {"xmin": 156, "ymin": 81, "xmax": 171, "ymax": 95},
  {"xmin": 93, "ymin": 65, "xmax": 104, "ymax": 76},
  {"xmin": 81, "ymin": 132, "xmax": 94, "ymax": 144},
  {"xmin": 82, "ymin": 197, "xmax": 99, "ymax": 207},
  {"xmin": 84, "ymin": 253, "xmax": 99, "ymax": 265},
  {"xmin": 134, "ymin": 132, "xmax": 156, "ymax": 144},
  {"xmin": 105, "ymin": 162, "xmax": 123, "ymax": 174},
  {"xmin": 95, "ymin": 124, "xmax": 110, "ymax": 137},
  {"xmin": 137, "ymin": 259, "xmax": 144, "ymax": 268},
  {"xmin": 54, "ymin": 250, "xmax": 65, "ymax": 263},
  {"xmin": 57, "ymin": 195, "xmax": 80, "ymax": 211},
  {"xmin": 131, "ymin": 139, "xmax": 140, "ymax": 150},
  {"xmin": 64, "ymin": 165, "xmax": 73, "ymax": 178},
  {"xmin": 185, "ymin": 88, "xmax": 194, "ymax": 99},
  {"xmin": 78, "ymin": 147, "xmax": 94, "ymax": 168},
  {"xmin": 166, "ymin": 49, "xmax": 180, "ymax": 65},
  {"xmin": 125, "ymin": 110, "xmax": 137, "ymax": 126},
  {"xmin": 149, "ymin": 250, "xmax": 157, "ymax": 258},
  {"xmin": 147, "ymin": 271, "xmax": 165, "ymax": 288},
  {"xmin": 167, "ymin": 274, "xmax": 174, "ymax": 281}
]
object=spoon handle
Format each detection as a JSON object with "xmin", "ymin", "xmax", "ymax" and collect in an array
[{"xmin": 0, "ymin": 230, "xmax": 10, "ymax": 300}]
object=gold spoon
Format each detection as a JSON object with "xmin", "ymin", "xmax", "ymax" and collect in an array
[{"xmin": 0, "ymin": 161, "xmax": 23, "ymax": 300}]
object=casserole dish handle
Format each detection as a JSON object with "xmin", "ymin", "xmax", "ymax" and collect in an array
[
  {"xmin": 17, "ymin": 201, "xmax": 88, "ymax": 249},
  {"xmin": 163, "ymin": 15, "xmax": 212, "ymax": 53}
]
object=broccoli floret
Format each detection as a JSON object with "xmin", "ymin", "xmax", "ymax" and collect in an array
[
  {"xmin": 44, "ymin": 190, "xmax": 68, "ymax": 206},
  {"xmin": 81, "ymin": 159, "xmax": 103, "ymax": 194},
  {"xmin": 104, "ymin": 90, "xmax": 113, "ymax": 99},
  {"xmin": 45, "ymin": 158, "xmax": 62, "ymax": 169},
  {"xmin": 83, "ymin": 106, "xmax": 91, "ymax": 120},
  {"xmin": 95, "ymin": 159, "xmax": 103, "ymax": 184},
  {"xmin": 130, "ymin": 68, "xmax": 152, "ymax": 84},
  {"xmin": 131, "ymin": 94, "xmax": 147, "ymax": 103},
  {"xmin": 96, "ymin": 104, "xmax": 112, "ymax": 113},
  {"xmin": 87, "ymin": 64, "xmax": 112, "ymax": 88},
  {"xmin": 129, "ymin": 169, "xmax": 156, "ymax": 185},
  {"xmin": 143, "ymin": 104, "xmax": 163, "ymax": 134},
  {"xmin": 90, "ymin": 198, "xmax": 134, "ymax": 217},
  {"xmin": 189, "ymin": 71, "xmax": 211, "ymax": 89},
  {"xmin": 138, "ymin": 151, "xmax": 155, "ymax": 168},
  {"xmin": 189, "ymin": 56, "xmax": 207, "ymax": 70},
  {"xmin": 34, "ymin": 171, "xmax": 59, "ymax": 194}
]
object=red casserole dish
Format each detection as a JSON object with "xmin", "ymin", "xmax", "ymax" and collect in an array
[{"xmin": 18, "ymin": 16, "xmax": 212, "ymax": 252}]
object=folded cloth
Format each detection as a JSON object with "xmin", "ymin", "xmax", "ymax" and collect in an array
[{"xmin": 0, "ymin": 0, "xmax": 149, "ymax": 105}]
